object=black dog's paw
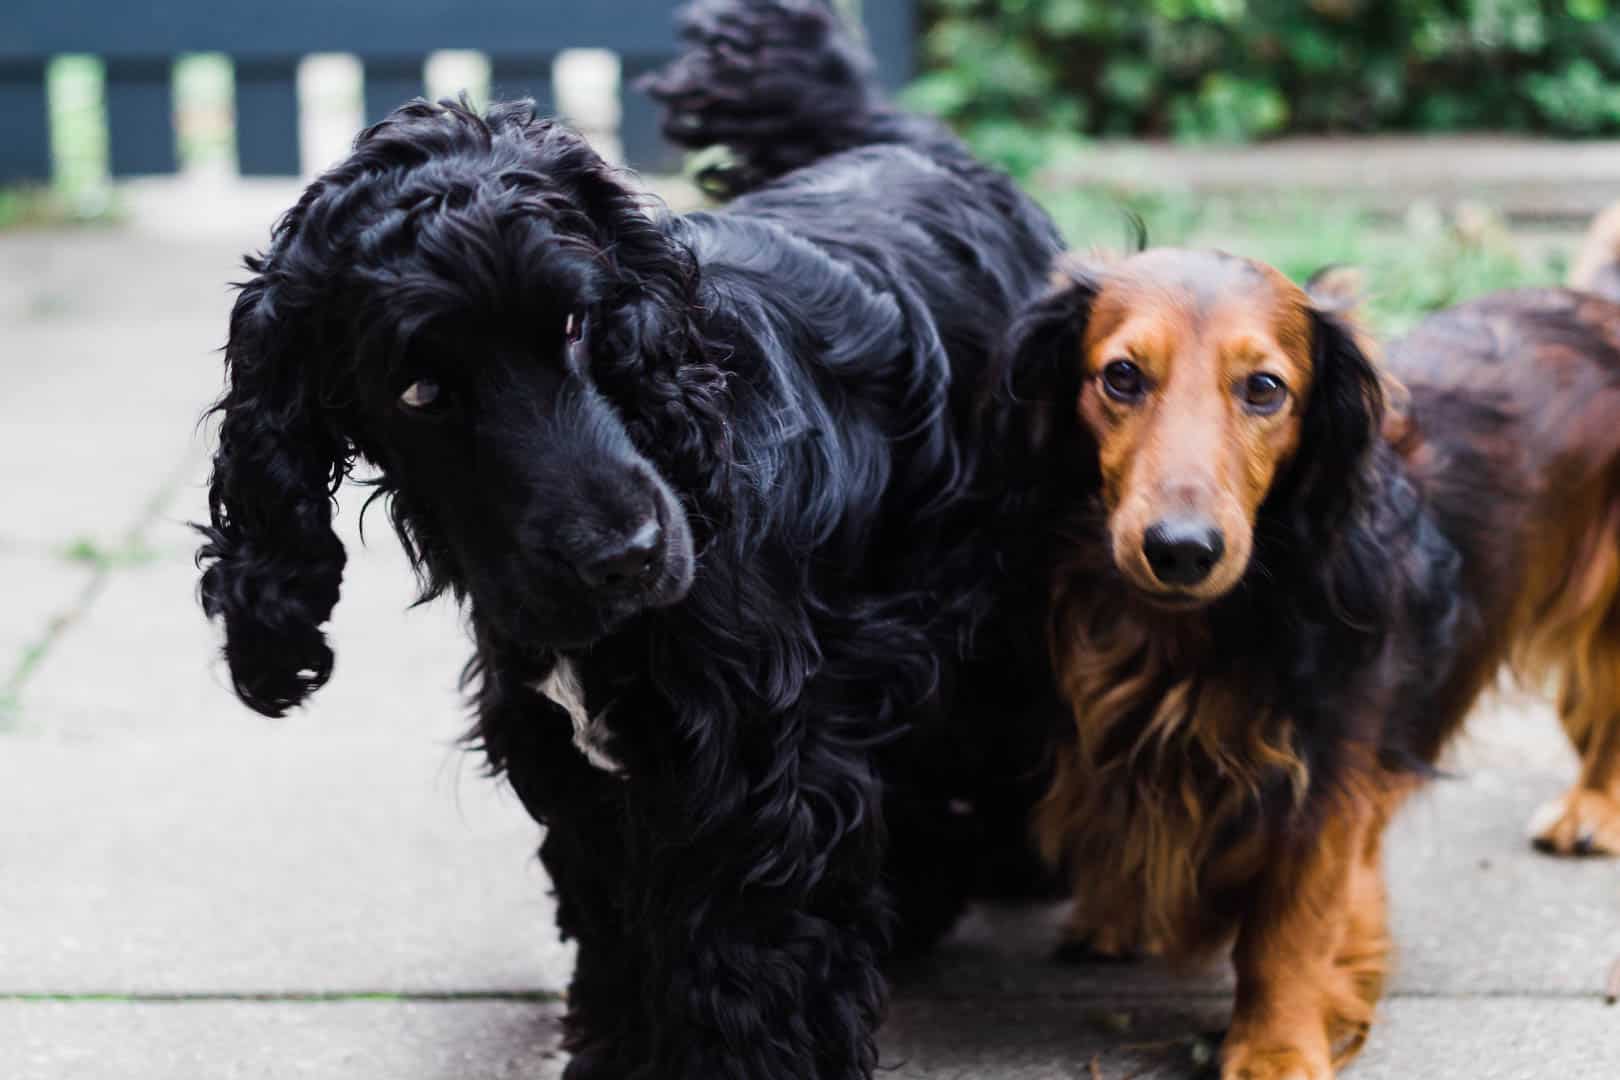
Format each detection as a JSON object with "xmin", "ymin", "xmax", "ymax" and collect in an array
[{"xmin": 562, "ymin": 1044, "xmax": 623, "ymax": 1080}]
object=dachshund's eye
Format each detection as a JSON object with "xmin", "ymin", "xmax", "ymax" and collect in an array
[
  {"xmin": 1100, "ymin": 359, "xmax": 1147, "ymax": 403},
  {"xmin": 1242, "ymin": 372, "xmax": 1289, "ymax": 414},
  {"xmin": 399, "ymin": 379, "xmax": 442, "ymax": 410},
  {"xmin": 565, "ymin": 311, "xmax": 585, "ymax": 345}
]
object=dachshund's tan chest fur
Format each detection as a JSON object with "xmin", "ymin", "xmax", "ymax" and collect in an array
[{"xmin": 1037, "ymin": 585, "xmax": 1309, "ymax": 959}]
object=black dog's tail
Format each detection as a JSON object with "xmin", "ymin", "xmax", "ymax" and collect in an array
[
  {"xmin": 1572, "ymin": 201, "xmax": 1620, "ymax": 305},
  {"xmin": 640, "ymin": 0, "xmax": 926, "ymax": 195}
]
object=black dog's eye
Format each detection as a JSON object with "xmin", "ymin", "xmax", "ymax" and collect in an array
[
  {"xmin": 1241, "ymin": 372, "xmax": 1288, "ymax": 415},
  {"xmin": 565, "ymin": 311, "xmax": 585, "ymax": 345},
  {"xmin": 1100, "ymin": 359, "xmax": 1147, "ymax": 403},
  {"xmin": 399, "ymin": 378, "xmax": 442, "ymax": 410}
]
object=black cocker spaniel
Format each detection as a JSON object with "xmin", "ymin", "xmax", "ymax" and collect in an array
[{"xmin": 195, "ymin": 1, "xmax": 1063, "ymax": 1077}]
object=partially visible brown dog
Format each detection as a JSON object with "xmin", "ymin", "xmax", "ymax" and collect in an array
[
  {"xmin": 1573, "ymin": 200, "xmax": 1620, "ymax": 301},
  {"xmin": 994, "ymin": 217, "xmax": 1620, "ymax": 1077}
]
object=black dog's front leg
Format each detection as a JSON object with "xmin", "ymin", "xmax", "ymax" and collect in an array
[
  {"xmin": 469, "ymin": 667, "xmax": 649, "ymax": 1077},
  {"xmin": 624, "ymin": 708, "xmax": 891, "ymax": 1080},
  {"xmin": 544, "ymin": 808, "xmax": 645, "ymax": 1080}
]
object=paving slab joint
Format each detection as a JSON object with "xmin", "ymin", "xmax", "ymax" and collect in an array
[{"xmin": 0, "ymin": 991, "xmax": 566, "ymax": 1004}]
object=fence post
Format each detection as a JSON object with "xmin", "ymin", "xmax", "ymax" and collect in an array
[
  {"xmin": 618, "ymin": 55, "xmax": 679, "ymax": 174},
  {"xmin": 489, "ymin": 54, "xmax": 557, "ymax": 119},
  {"xmin": 0, "ymin": 59, "xmax": 52, "ymax": 182},
  {"xmin": 234, "ymin": 57, "xmax": 302, "ymax": 176},
  {"xmin": 364, "ymin": 56, "xmax": 426, "ymax": 125},
  {"xmin": 860, "ymin": 0, "xmax": 916, "ymax": 92}
]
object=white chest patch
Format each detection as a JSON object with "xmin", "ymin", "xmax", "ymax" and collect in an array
[{"xmin": 532, "ymin": 659, "xmax": 624, "ymax": 776}]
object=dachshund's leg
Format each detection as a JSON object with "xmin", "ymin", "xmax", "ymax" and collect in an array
[
  {"xmin": 630, "ymin": 714, "xmax": 889, "ymax": 1080},
  {"xmin": 1222, "ymin": 787, "xmax": 1395, "ymax": 1080},
  {"xmin": 1327, "ymin": 797, "xmax": 1396, "ymax": 1070},
  {"xmin": 1532, "ymin": 623, "xmax": 1620, "ymax": 855}
]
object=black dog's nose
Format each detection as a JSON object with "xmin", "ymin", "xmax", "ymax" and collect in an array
[
  {"xmin": 577, "ymin": 519, "xmax": 662, "ymax": 588},
  {"xmin": 1142, "ymin": 519, "xmax": 1225, "ymax": 587}
]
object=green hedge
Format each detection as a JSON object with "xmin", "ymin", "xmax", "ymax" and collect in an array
[{"xmin": 905, "ymin": 0, "xmax": 1620, "ymax": 174}]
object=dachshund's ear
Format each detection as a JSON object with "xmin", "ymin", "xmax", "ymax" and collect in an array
[
  {"xmin": 196, "ymin": 271, "xmax": 348, "ymax": 717},
  {"xmin": 1302, "ymin": 264, "xmax": 1366, "ymax": 315},
  {"xmin": 1276, "ymin": 306, "xmax": 1386, "ymax": 544},
  {"xmin": 988, "ymin": 257, "xmax": 1099, "ymax": 457}
]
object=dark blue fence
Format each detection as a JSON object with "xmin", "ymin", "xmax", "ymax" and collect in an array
[{"xmin": 0, "ymin": 0, "xmax": 915, "ymax": 180}]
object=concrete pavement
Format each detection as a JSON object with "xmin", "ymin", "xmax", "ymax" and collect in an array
[{"xmin": 2, "ymin": 199, "xmax": 1618, "ymax": 1079}]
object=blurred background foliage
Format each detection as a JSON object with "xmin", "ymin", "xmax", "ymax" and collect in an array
[
  {"xmin": 1034, "ymin": 186, "xmax": 1563, "ymax": 334},
  {"xmin": 1, "ymin": 2, "xmax": 1589, "ymax": 332},
  {"xmin": 905, "ymin": 0, "xmax": 1620, "ymax": 175}
]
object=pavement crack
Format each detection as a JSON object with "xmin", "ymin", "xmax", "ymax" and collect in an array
[
  {"xmin": 0, "ymin": 991, "xmax": 565, "ymax": 1004},
  {"xmin": 0, "ymin": 450, "xmax": 197, "ymax": 724}
]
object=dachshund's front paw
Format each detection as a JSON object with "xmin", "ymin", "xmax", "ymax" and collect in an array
[
  {"xmin": 1529, "ymin": 785, "xmax": 1620, "ymax": 855},
  {"xmin": 1220, "ymin": 1038, "xmax": 1333, "ymax": 1080},
  {"xmin": 1054, "ymin": 909, "xmax": 1163, "ymax": 964}
]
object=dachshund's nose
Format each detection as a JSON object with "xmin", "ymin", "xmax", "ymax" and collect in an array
[
  {"xmin": 1143, "ymin": 519, "xmax": 1225, "ymax": 587},
  {"xmin": 577, "ymin": 519, "xmax": 662, "ymax": 588}
]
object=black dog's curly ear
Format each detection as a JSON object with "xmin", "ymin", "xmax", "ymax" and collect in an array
[
  {"xmin": 196, "ymin": 272, "xmax": 348, "ymax": 717},
  {"xmin": 1276, "ymin": 306, "xmax": 1386, "ymax": 544},
  {"xmin": 987, "ymin": 256, "xmax": 1099, "ymax": 458}
]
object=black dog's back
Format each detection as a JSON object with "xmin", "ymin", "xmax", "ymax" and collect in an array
[
  {"xmin": 644, "ymin": 0, "xmax": 1063, "ymax": 626},
  {"xmin": 675, "ymin": 146, "xmax": 1058, "ymax": 584},
  {"xmin": 726, "ymin": 144, "xmax": 1061, "ymax": 413}
]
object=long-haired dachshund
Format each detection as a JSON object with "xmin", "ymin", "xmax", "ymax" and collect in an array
[
  {"xmin": 993, "ymin": 224, "xmax": 1620, "ymax": 1077},
  {"xmin": 194, "ymin": 1, "xmax": 1062, "ymax": 1077}
]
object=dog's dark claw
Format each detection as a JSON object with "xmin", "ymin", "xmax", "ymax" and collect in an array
[
  {"xmin": 1052, "ymin": 939, "xmax": 1141, "ymax": 965},
  {"xmin": 1052, "ymin": 939, "xmax": 1092, "ymax": 965}
]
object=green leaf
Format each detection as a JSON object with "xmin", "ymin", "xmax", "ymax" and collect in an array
[
  {"xmin": 1100, "ymin": 58, "xmax": 1160, "ymax": 108},
  {"xmin": 900, "ymin": 71, "xmax": 975, "ymax": 118}
]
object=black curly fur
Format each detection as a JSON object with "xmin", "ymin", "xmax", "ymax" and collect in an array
[
  {"xmin": 196, "ymin": 2, "xmax": 1064, "ymax": 1077},
  {"xmin": 196, "ymin": 277, "xmax": 350, "ymax": 717},
  {"xmin": 640, "ymin": 0, "xmax": 956, "ymax": 198}
]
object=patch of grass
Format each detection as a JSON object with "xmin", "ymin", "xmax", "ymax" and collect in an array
[
  {"xmin": 58, "ymin": 536, "xmax": 159, "ymax": 571},
  {"xmin": 0, "ymin": 186, "xmax": 71, "ymax": 229},
  {"xmin": 0, "ymin": 184, "xmax": 122, "ymax": 230},
  {"xmin": 0, "ymin": 57, "xmax": 120, "ymax": 229},
  {"xmin": 1033, "ymin": 183, "xmax": 1566, "ymax": 334},
  {"xmin": 0, "ymin": 636, "xmax": 53, "ymax": 727}
]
